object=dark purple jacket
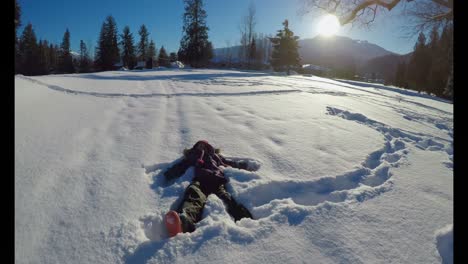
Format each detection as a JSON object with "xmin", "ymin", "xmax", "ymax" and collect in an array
[{"xmin": 164, "ymin": 141, "xmax": 247, "ymax": 193}]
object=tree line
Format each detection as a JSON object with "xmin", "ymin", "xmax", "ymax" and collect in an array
[
  {"xmin": 14, "ymin": 0, "xmax": 215, "ymax": 75},
  {"xmin": 15, "ymin": 18, "xmax": 177, "ymax": 74},
  {"xmin": 217, "ymin": 2, "xmax": 301, "ymax": 72},
  {"xmin": 18, "ymin": 0, "xmax": 453, "ymax": 100},
  {"xmin": 15, "ymin": 0, "xmax": 304, "ymax": 76},
  {"xmin": 394, "ymin": 24, "xmax": 453, "ymax": 99},
  {"xmin": 14, "ymin": 0, "xmax": 454, "ymax": 100}
]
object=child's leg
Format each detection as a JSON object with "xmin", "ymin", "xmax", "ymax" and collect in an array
[
  {"xmin": 215, "ymin": 185, "xmax": 253, "ymax": 221},
  {"xmin": 176, "ymin": 181, "xmax": 207, "ymax": 232}
]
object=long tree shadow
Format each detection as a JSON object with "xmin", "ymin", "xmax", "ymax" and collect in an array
[
  {"xmin": 294, "ymin": 76, "xmax": 452, "ymax": 115},
  {"xmin": 335, "ymin": 79, "xmax": 452, "ymax": 104}
]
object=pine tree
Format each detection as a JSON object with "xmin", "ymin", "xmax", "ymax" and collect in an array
[
  {"xmin": 15, "ymin": 0, "xmax": 22, "ymax": 74},
  {"xmin": 158, "ymin": 46, "xmax": 170, "ymax": 67},
  {"xmin": 120, "ymin": 26, "xmax": 136, "ymax": 69},
  {"xmin": 78, "ymin": 40, "xmax": 92, "ymax": 73},
  {"xmin": 96, "ymin": 16, "xmax": 120, "ymax": 71},
  {"xmin": 58, "ymin": 29, "xmax": 75, "ymax": 73},
  {"xmin": 394, "ymin": 62, "xmax": 407, "ymax": 88},
  {"xmin": 37, "ymin": 40, "xmax": 50, "ymax": 75},
  {"xmin": 203, "ymin": 41, "xmax": 213, "ymax": 64},
  {"xmin": 269, "ymin": 19, "xmax": 301, "ymax": 73},
  {"xmin": 169, "ymin": 52, "xmax": 178, "ymax": 62},
  {"xmin": 147, "ymin": 40, "xmax": 157, "ymax": 68},
  {"xmin": 426, "ymin": 26, "xmax": 444, "ymax": 96},
  {"xmin": 440, "ymin": 24, "xmax": 453, "ymax": 99},
  {"xmin": 18, "ymin": 23, "xmax": 40, "ymax": 75},
  {"xmin": 265, "ymin": 34, "xmax": 273, "ymax": 65},
  {"xmin": 15, "ymin": 0, "xmax": 21, "ymax": 33},
  {"xmin": 48, "ymin": 44, "xmax": 58, "ymax": 73},
  {"xmin": 444, "ymin": 64, "xmax": 453, "ymax": 99},
  {"xmin": 407, "ymin": 32, "xmax": 431, "ymax": 93},
  {"xmin": 138, "ymin": 24, "xmax": 150, "ymax": 62},
  {"xmin": 248, "ymin": 37, "xmax": 257, "ymax": 68},
  {"xmin": 178, "ymin": 0, "xmax": 213, "ymax": 67},
  {"xmin": 254, "ymin": 34, "xmax": 266, "ymax": 65}
]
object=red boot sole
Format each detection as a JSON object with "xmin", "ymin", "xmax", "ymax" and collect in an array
[{"xmin": 165, "ymin": 210, "xmax": 183, "ymax": 237}]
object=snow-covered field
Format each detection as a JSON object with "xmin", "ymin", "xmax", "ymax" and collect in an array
[{"xmin": 15, "ymin": 69, "xmax": 453, "ymax": 264}]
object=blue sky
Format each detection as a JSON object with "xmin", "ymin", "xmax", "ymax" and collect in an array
[{"xmin": 18, "ymin": 0, "xmax": 417, "ymax": 55}]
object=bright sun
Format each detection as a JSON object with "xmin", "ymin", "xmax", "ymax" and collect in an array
[{"xmin": 317, "ymin": 14, "xmax": 340, "ymax": 37}]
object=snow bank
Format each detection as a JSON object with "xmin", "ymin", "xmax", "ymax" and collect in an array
[
  {"xmin": 436, "ymin": 224, "xmax": 453, "ymax": 264},
  {"xmin": 170, "ymin": 61, "xmax": 185, "ymax": 69}
]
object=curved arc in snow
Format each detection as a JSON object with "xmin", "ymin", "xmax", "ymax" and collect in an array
[
  {"xmin": 290, "ymin": 76, "xmax": 453, "ymax": 115},
  {"xmin": 18, "ymin": 75, "xmax": 302, "ymax": 98},
  {"xmin": 235, "ymin": 106, "xmax": 451, "ymax": 219},
  {"xmin": 124, "ymin": 106, "xmax": 452, "ymax": 261}
]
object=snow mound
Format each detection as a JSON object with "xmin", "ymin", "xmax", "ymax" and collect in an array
[
  {"xmin": 436, "ymin": 224, "xmax": 453, "ymax": 264},
  {"xmin": 140, "ymin": 213, "xmax": 168, "ymax": 242},
  {"xmin": 101, "ymin": 220, "xmax": 148, "ymax": 259},
  {"xmin": 170, "ymin": 61, "xmax": 185, "ymax": 68}
]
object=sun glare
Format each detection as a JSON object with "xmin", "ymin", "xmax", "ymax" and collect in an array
[{"xmin": 317, "ymin": 14, "xmax": 340, "ymax": 37}]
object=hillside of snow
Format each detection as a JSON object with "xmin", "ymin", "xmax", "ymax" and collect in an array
[
  {"xmin": 15, "ymin": 69, "xmax": 453, "ymax": 264},
  {"xmin": 298, "ymin": 35, "xmax": 396, "ymax": 65},
  {"xmin": 213, "ymin": 35, "xmax": 395, "ymax": 67}
]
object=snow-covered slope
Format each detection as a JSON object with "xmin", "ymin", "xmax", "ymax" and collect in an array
[
  {"xmin": 298, "ymin": 35, "xmax": 397, "ymax": 65},
  {"xmin": 213, "ymin": 35, "xmax": 396, "ymax": 67},
  {"xmin": 70, "ymin": 51, "xmax": 80, "ymax": 59},
  {"xmin": 15, "ymin": 69, "xmax": 453, "ymax": 264}
]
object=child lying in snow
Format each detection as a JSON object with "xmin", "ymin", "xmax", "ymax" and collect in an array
[{"xmin": 164, "ymin": 140, "xmax": 254, "ymax": 237}]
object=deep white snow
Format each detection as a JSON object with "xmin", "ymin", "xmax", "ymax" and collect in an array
[{"xmin": 15, "ymin": 69, "xmax": 453, "ymax": 264}]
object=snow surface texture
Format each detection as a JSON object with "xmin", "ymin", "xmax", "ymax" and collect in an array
[{"xmin": 15, "ymin": 69, "xmax": 452, "ymax": 264}]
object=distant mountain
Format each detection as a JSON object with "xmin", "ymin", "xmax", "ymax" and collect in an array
[
  {"xmin": 214, "ymin": 35, "xmax": 399, "ymax": 68},
  {"xmin": 359, "ymin": 52, "xmax": 412, "ymax": 81},
  {"xmin": 213, "ymin": 46, "xmax": 243, "ymax": 63},
  {"xmin": 70, "ymin": 51, "xmax": 80, "ymax": 60},
  {"xmin": 213, "ymin": 35, "xmax": 413, "ymax": 83},
  {"xmin": 298, "ymin": 35, "xmax": 397, "ymax": 70}
]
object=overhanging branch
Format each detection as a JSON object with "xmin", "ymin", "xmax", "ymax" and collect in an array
[
  {"xmin": 431, "ymin": 0, "xmax": 452, "ymax": 9},
  {"xmin": 340, "ymin": 0, "xmax": 401, "ymax": 25}
]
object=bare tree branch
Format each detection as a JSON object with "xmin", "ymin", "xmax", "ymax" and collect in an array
[
  {"xmin": 300, "ymin": 0, "xmax": 453, "ymax": 34},
  {"xmin": 431, "ymin": 9, "xmax": 452, "ymax": 21},
  {"xmin": 340, "ymin": 0, "xmax": 401, "ymax": 24},
  {"xmin": 331, "ymin": 0, "xmax": 342, "ymax": 13},
  {"xmin": 431, "ymin": 0, "xmax": 451, "ymax": 9}
]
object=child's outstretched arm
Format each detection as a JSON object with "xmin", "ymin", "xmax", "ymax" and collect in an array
[
  {"xmin": 220, "ymin": 155, "xmax": 250, "ymax": 170},
  {"xmin": 164, "ymin": 147, "xmax": 205, "ymax": 181},
  {"xmin": 219, "ymin": 154, "xmax": 261, "ymax": 172},
  {"xmin": 164, "ymin": 158, "xmax": 192, "ymax": 181}
]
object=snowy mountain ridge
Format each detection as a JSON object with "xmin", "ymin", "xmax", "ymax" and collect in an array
[{"xmin": 213, "ymin": 35, "xmax": 396, "ymax": 66}]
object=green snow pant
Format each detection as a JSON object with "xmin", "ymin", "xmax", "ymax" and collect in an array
[{"xmin": 176, "ymin": 181, "xmax": 253, "ymax": 232}]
